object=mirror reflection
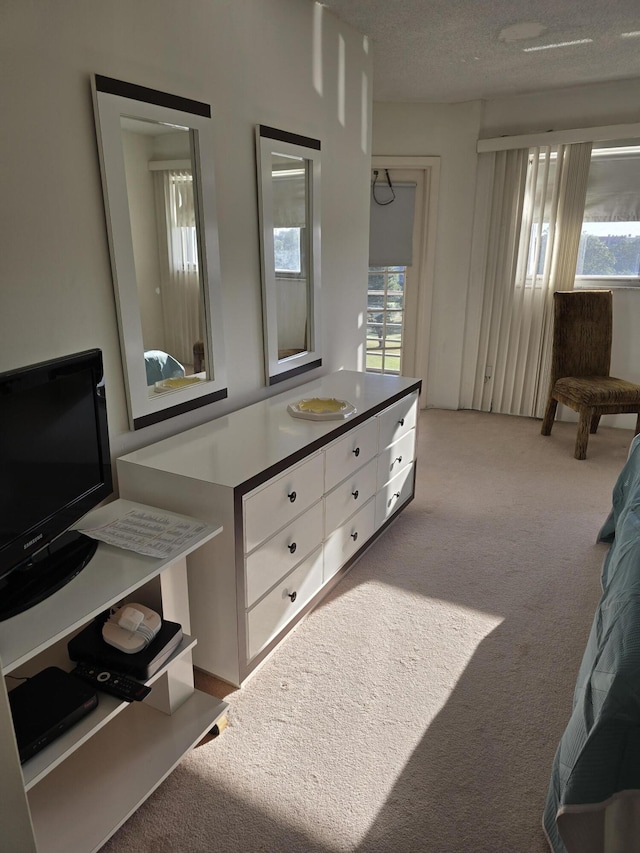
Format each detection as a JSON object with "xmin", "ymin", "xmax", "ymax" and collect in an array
[
  {"xmin": 120, "ymin": 117, "xmax": 208, "ymax": 394},
  {"xmin": 256, "ymin": 126, "xmax": 322, "ymax": 386},
  {"xmin": 92, "ymin": 75, "xmax": 227, "ymax": 429},
  {"xmin": 270, "ymin": 152, "xmax": 309, "ymax": 360}
]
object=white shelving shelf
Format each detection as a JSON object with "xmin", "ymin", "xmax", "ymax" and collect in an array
[
  {"xmin": 0, "ymin": 499, "xmax": 222, "ymax": 674},
  {"xmin": 21, "ymin": 634, "xmax": 198, "ymax": 792},
  {"xmin": 0, "ymin": 498, "xmax": 227, "ymax": 853},
  {"xmin": 29, "ymin": 693, "xmax": 227, "ymax": 853}
]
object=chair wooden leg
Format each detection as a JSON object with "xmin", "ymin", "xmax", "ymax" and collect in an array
[
  {"xmin": 541, "ymin": 397, "xmax": 558, "ymax": 436},
  {"xmin": 575, "ymin": 408, "xmax": 593, "ymax": 460},
  {"xmin": 590, "ymin": 414, "xmax": 601, "ymax": 434}
]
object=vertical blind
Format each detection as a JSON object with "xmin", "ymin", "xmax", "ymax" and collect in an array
[
  {"xmin": 471, "ymin": 141, "xmax": 592, "ymax": 418},
  {"xmin": 153, "ymin": 169, "xmax": 203, "ymax": 366}
]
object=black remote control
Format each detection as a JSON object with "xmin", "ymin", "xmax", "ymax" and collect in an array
[{"xmin": 71, "ymin": 663, "xmax": 151, "ymax": 703}]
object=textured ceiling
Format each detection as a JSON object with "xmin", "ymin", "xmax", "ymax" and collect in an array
[{"xmin": 320, "ymin": 0, "xmax": 640, "ymax": 102}]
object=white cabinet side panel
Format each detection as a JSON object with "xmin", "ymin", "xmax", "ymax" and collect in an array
[{"xmin": 0, "ymin": 674, "xmax": 37, "ymax": 852}]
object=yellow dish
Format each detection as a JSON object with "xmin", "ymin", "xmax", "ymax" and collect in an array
[
  {"xmin": 297, "ymin": 397, "xmax": 347, "ymax": 414},
  {"xmin": 287, "ymin": 397, "xmax": 356, "ymax": 421},
  {"xmin": 154, "ymin": 376, "xmax": 202, "ymax": 392}
]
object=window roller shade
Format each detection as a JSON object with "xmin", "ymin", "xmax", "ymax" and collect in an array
[
  {"xmin": 583, "ymin": 152, "xmax": 640, "ymax": 222},
  {"xmin": 369, "ymin": 181, "xmax": 416, "ymax": 267},
  {"xmin": 272, "ymin": 172, "xmax": 307, "ymax": 228}
]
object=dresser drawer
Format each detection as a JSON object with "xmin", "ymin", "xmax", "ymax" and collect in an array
[
  {"xmin": 377, "ymin": 428, "xmax": 416, "ymax": 489},
  {"xmin": 376, "ymin": 462, "xmax": 414, "ymax": 528},
  {"xmin": 323, "ymin": 498, "xmax": 376, "ymax": 582},
  {"xmin": 377, "ymin": 391, "xmax": 418, "ymax": 451},
  {"xmin": 243, "ymin": 452, "xmax": 324, "ymax": 552},
  {"xmin": 324, "ymin": 419, "xmax": 378, "ymax": 492},
  {"xmin": 246, "ymin": 546, "xmax": 323, "ymax": 660},
  {"xmin": 324, "ymin": 457, "xmax": 377, "ymax": 536},
  {"xmin": 245, "ymin": 500, "xmax": 323, "ymax": 607}
]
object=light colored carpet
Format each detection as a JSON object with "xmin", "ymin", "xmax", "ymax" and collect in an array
[{"xmin": 102, "ymin": 409, "xmax": 633, "ymax": 853}]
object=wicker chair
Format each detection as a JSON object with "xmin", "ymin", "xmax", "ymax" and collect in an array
[
  {"xmin": 193, "ymin": 340, "xmax": 205, "ymax": 374},
  {"xmin": 541, "ymin": 290, "xmax": 640, "ymax": 460}
]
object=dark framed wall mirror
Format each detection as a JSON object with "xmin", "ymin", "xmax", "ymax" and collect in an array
[
  {"xmin": 255, "ymin": 125, "xmax": 322, "ymax": 386},
  {"xmin": 92, "ymin": 75, "xmax": 227, "ymax": 429}
]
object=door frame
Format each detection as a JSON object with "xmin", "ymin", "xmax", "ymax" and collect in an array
[{"xmin": 370, "ymin": 156, "xmax": 440, "ymax": 406}]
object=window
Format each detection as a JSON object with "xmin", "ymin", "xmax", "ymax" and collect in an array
[
  {"xmin": 575, "ymin": 224, "xmax": 640, "ymax": 280},
  {"xmin": 274, "ymin": 226, "xmax": 304, "ymax": 275},
  {"xmin": 168, "ymin": 171, "xmax": 199, "ymax": 273},
  {"xmin": 366, "ymin": 266, "xmax": 405, "ymax": 375},
  {"xmin": 575, "ymin": 144, "xmax": 640, "ymax": 288}
]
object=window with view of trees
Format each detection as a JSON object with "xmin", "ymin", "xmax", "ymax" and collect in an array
[
  {"xmin": 274, "ymin": 226, "xmax": 303, "ymax": 274},
  {"xmin": 576, "ymin": 228, "xmax": 640, "ymax": 277},
  {"xmin": 526, "ymin": 144, "xmax": 640, "ymax": 286},
  {"xmin": 575, "ymin": 144, "xmax": 640, "ymax": 286}
]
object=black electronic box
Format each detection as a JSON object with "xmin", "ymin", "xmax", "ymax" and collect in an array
[
  {"xmin": 8, "ymin": 666, "xmax": 98, "ymax": 763},
  {"xmin": 68, "ymin": 617, "xmax": 183, "ymax": 680}
]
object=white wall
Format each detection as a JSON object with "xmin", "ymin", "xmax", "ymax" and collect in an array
[
  {"xmin": 372, "ymin": 101, "xmax": 483, "ymax": 408},
  {"xmin": 0, "ymin": 0, "xmax": 372, "ymax": 470},
  {"xmin": 481, "ymin": 77, "xmax": 640, "ymax": 139},
  {"xmin": 373, "ymin": 78, "xmax": 640, "ymax": 427}
]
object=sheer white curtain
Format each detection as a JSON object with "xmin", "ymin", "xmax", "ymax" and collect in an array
[
  {"xmin": 153, "ymin": 169, "xmax": 202, "ymax": 367},
  {"xmin": 471, "ymin": 141, "xmax": 592, "ymax": 418}
]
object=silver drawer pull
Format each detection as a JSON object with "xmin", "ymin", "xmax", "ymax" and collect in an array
[
  {"xmin": 398, "ymin": 417, "xmax": 405, "ymax": 426},
  {"xmin": 352, "ymin": 489, "xmax": 359, "ymax": 500},
  {"xmin": 287, "ymin": 590, "xmax": 297, "ymax": 603},
  {"xmin": 394, "ymin": 455, "xmax": 403, "ymax": 464},
  {"xmin": 353, "ymin": 447, "xmax": 360, "ymax": 457},
  {"xmin": 288, "ymin": 490, "xmax": 297, "ymax": 503},
  {"xmin": 394, "ymin": 491, "xmax": 401, "ymax": 499},
  {"xmin": 288, "ymin": 542, "xmax": 297, "ymax": 554},
  {"xmin": 351, "ymin": 531, "xmax": 358, "ymax": 541}
]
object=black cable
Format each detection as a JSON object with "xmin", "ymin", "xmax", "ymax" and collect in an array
[{"xmin": 372, "ymin": 169, "xmax": 396, "ymax": 205}]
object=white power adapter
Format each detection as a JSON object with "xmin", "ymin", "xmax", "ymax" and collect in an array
[{"xmin": 102, "ymin": 603, "xmax": 162, "ymax": 654}]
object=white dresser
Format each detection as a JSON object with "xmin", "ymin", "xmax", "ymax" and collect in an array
[{"xmin": 117, "ymin": 371, "xmax": 421, "ymax": 686}]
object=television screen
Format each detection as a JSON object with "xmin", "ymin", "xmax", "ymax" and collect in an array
[{"xmin": 0, "ymin": 349, "xmax": 113, "ymax": 620}]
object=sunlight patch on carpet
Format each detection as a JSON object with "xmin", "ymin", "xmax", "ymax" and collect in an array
[{"xmin": 185, "ymin": 580, "xmax": 504, "ymax": 850}]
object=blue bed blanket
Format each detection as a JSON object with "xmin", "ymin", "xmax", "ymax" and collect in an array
[
  {"xmin": 543, "ymin": 434, "xmax": 640, "ymax": 853},
  {"xmin": 144, "ymin": 350, "xmax": 185, "ymax": 386}
]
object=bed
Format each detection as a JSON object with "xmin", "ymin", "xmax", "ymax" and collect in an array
[
  {"xmin": 543, "ymin": 433, "xmax": 640, "ymax": 853},
  {"xmin": 143, "ymin": 350, "xmax": 185, "ymax": 386}
]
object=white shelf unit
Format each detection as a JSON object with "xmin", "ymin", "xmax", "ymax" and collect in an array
[
  {"xmin": 0, "ymin": 499, "xmax": 228, "ymax": 853},
  {"xmin": 117, "ymin": 371, "xmax": 422, "ymax": 687}
]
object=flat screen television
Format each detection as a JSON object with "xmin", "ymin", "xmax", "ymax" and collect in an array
[{"xmin": 0, "ymin": 349, "xmax": 113, "ymax": 621}]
